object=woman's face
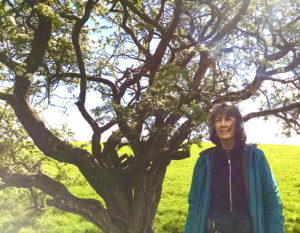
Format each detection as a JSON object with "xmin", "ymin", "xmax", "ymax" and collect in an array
[{"xmin": 214, "ymin": 113, "xmax": 236, "ymax": 142}]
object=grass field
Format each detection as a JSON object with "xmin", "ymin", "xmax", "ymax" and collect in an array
[{"xmin": 1, "ymin": 143, "xmax": 299, "ymax": 233}]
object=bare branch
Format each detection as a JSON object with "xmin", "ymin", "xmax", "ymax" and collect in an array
[
  {"xmin": 259, "ymin": 87, "xmax": 271, "ymax": 108},
  {"xmin": 120, "ymin": 0, "xmax": 166, "ymax": 34},
  {"xmin": 169, "ymin": 120, "xmax": 193, "ymax": 150},
  {"xmin": 75, "ymin": 101, "xmax": 101, "ymax": 133},
  {"xmin": 119, "ymin": 1, "xmax": 151, "ymax": 58},
  {"xmin": 99, "ymin": 120, "xmax": 118, "ymax": 134},
  {"xmin": 213, "ymin": 75, "xmax": 263, "ymax": 103},
  {"xmin": 199, "ymin": 2, "xmax": 222, "ymax": 42},
  {"xmin": 154, "ymin": 0, "xmax": 167, "ymax": 21},
  {"xmin": 191, "ymin": 50, "xmax": 210, "ymax": 90},
  {"xmin": 264, "ymin": 45, "xmax": 293, "ymax": 62},
  {"xmin": 0, "ymin": 92, "xmax": 13, "ymax": 101},
  {"xmin": 71, "ymin": 1, "xmax": 103, "ymax": 153},
  {"xmin": 72, "ymin": 0, "xmax": 94, "ymax": 104},
  {"xmin": 237, "ymin": 27, "xmax": 269, "ymax": 56},
  {"xmin": 259, "ymin": 75, "xmax": 300, "ymax": 86},
  {"xmin": 169, "ymin": 150, "xmax": 190, "ymax": 160},
  {"xmin": 25, "ymin": 14, "xmax": 52, "ymax": 74},
  {"xmin": 265, "ymin": 55, "xmax": 300, "ymax": 76},
  {"xmin": 243, "ymin": 102, "xmax": 300, "ymax": 122},
  {"xmin": 209, "ymin": 0, "xmax": 251, "ymax": 45},
  {"xmin": 59, "ymin": 13, "xmax": 80, "ymax": 21},
  {"xmin": 10, "ymin": 11, "xmax": 52, "ymax": 99},
  {"xmin": 148, "ymin": 0, "xmax": 183, "ymax": 80},
  {"xmin": 10, "ymin": 97, "xmax": 87, "ymax": 164},
  {"xmin": 48, "ymin": 73, "xmax": 119, "ymax": 98},
  {"xmin": 0, "ymin": 167, "xmax": 121, "ymax": 233},
  {"xmin": 101, "ymin": 131, "xmax": 123, "ymax": 168},
  {"xmin": 7, "ymin": 96, "xmax": 120, "ymax": 206}
]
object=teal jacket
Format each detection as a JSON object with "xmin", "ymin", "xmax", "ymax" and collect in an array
[{"xmin": 185, "ymin": 145, "xmax": 284, "ymax": 233}]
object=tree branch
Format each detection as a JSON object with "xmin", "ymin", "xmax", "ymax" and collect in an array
[
  {"xmin": 12, "ymin": 10, "xmax": 52, "ymax": 99},
  {"xmin": 191, "ymin": 50, "xmax": 210, "ymax": 90},
  {"xmin": 25, "ymin": 13, "xmax": 52, "ymax": 74},
  {"xmin": 119, "ymin": 1, "xmax": 151, "ymax": 59},
  {"xmin": 0, "ymin": 167, "xmax": 121, "ymax": 233},
  {"xmin": 169, "ymin": 150, "xmax": 190, "ymax": 160},
  {"xmin": 237, "ymin": 27, "xmax": 269, "ymax": 55},
  {"xmin": 8, "ymin": 95, "xmax": 117, "ymax": 205},
  {"xmin": 209, "ymin": 0, "xmax": 251, "ymax": 45},
  {"xmin": 120, "ymin": 0, "xmax": 166, "ymax": 34},
  {"xmin": 10, "ymin": 98, "xmax": 83, "ymax": 164},
  {"xmin": 168, "ymin": 120, "xmax": 193, "ymax": 151},
  {"xmin": 0, "ymin": 50, "xmax": 18, "ymax": 70},
  {"xmin": 72, "ymin": 0, "xmax": 94, "ymax": 105},
  {"xmin": 0, "ymin": 92, "xmax": 13, "ymax": 101},
  {"xmin": 48, "ymin": 73, "xmax": 119, "ymax": 99},
  {"xmin": 213, "ymin": 75, "xmax": 263, "ymax": 103},
  {"xmin": 265, "ymin": 55, "xmax": 300, "ymax": 76},
  {"xmin": 264, "ymin": 44, "xmax": 293, "ymax": 61},
  {"xmin": 259, "ymin": 75, "xmax": 300, "ymax": 85},
  {"xmin": 243, "ymin": 102, "xmax": 300, "ymax": 122},
  {"xmin": 71, "ymin": 1, "xmax": 103, "ymax": 158},
  {"xmin": 101, "ymin": 131, "xmax": 123, "ymax": 168},
  {"xmin": 198, "ymin": 2, "xmax": 221, "ymax": 42},
  {"xmin": 275, "ymin": 113, "xmax": 300, "ymax": 133},
  {"xmin": 148, "ymin": 0, "xmax": 183, "ymax": 81}
]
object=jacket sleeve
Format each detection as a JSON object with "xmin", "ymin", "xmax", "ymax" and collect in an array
[
  {"xmin": 184, "ymin": 155, "xmax": 204, "ymax": 233},
  {"xmin": 257, "ymin": 149, "xmax": 284, "ymax": 233}
]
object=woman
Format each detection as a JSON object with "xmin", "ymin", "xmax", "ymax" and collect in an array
[{"xmin": 185, "ymin": 102, "xmax": 284, "ymax": 233}]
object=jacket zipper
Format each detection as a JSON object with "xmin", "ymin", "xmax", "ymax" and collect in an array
[{"xmin": 227, "ymin": 150, "xmax": 233, "ymax": 212}]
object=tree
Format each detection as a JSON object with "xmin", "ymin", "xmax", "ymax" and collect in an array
[
  {"xmin": 0, "ymin": 103, "xmax": 47, "ymax": 232},
  {"xmin": 0, "ymin": 0, "xmax": 299, "ymax": 232}
]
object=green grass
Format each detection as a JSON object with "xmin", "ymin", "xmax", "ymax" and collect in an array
[
  {"xmin": 19, "ymin": 208, "xmax": 99, "ymax": 233},
  {"xmin": 1, "ymin": 143, "xmax": 299, "ymax": 233},
  {"xmin": 154, "ymin": 143, "xmax": 213, "ymax": 233}
]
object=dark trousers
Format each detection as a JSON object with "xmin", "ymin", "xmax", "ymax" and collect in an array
[{"xmin": 205, "ymin": 212, "xmax": 252, "ymax": 233}]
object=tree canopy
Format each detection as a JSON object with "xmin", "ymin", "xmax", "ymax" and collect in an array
[{"xmin": 0, "ymin": 0, "xmax": 299, "ymax": 232}]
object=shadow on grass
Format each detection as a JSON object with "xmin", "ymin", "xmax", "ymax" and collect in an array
[{"xmin": 158, "ymin": 209, "xmax": 185, "ymax": 233}]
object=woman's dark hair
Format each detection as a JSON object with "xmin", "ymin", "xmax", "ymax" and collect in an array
[{"xmin": 208, "ymin": 101, "xmax": 247, "ymax": 145}]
